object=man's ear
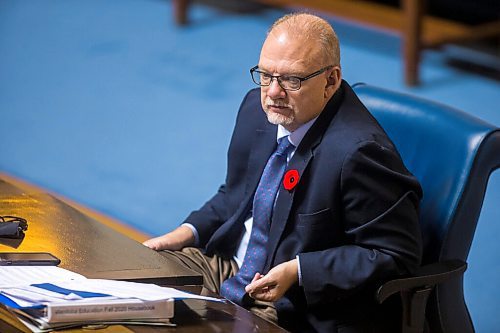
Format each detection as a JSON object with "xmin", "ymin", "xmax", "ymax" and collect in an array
[{"xmin": 325, "ymin": 66, "xmax": 342, "ymax": 98}]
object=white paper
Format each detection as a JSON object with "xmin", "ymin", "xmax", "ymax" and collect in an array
[
  {"xmin": 0, "ymin": 266, "xmax": 224, "ymax": 308},
  {"xmin": 48, "ymin": 279, "xmax": 224, "ymax": 303},
  {"xmin": 0, "ymin": 266, "xmax": 86, "ymax": 288}
]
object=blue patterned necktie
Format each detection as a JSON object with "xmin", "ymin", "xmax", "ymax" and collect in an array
[{"xmin": 220, "ymin": 136, "xmax": 293, "ymax": 304}]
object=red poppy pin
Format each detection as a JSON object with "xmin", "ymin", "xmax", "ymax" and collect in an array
[{"xmin": 283, "ymin": 169, "xmax": 300, "ymax": 191}]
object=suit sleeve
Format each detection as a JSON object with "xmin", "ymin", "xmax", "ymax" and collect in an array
[{"xmin": 298, "ymin": 140, "xmax": 422, "ymax": 306}]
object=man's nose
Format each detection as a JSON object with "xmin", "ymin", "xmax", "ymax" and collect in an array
[{"xmin": 267, "ymin": 78, "xmax": 286, "ymax": 98}]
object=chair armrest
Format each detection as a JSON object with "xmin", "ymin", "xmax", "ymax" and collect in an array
[{"xmin": 376, "ymin": 259, "xmax": 467, "ymax": 303}]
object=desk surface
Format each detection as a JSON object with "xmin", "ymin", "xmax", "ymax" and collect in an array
[
  {"xmin": 0, "ymin": 174, "xmax": 201, "ymax": 286},
  {"xmin": 0, "ymin": 173, "xmax": 287, "ymax": 332}
]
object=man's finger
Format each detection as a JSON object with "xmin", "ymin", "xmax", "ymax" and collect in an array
[
  {"xmin": 250, "ymin": 286, "xmax": 277, "ymax": 302},
  {"xmin": 245, "ymin": 275, "xmax": 271, "ymax": 293},
  {"xmin": 250, "ymin": 272, "xmax": 263, "ymax": 284}
]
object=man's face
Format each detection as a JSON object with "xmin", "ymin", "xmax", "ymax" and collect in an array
[{"xmin": 258, "ymin": 29, "xmax": 335, "ymax": 132}]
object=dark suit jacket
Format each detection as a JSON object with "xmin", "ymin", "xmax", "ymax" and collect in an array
[{"xmin": 184, "ymin": 81, "xmax": 423, "ymax": 332}]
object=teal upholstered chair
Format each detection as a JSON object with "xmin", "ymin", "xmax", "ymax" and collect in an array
[{"xmin": 353, "ymin": 83, "xmax": 500, "ymax": 333}]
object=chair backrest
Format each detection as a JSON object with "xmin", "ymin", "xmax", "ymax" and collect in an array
[{"xmin": 352, "ymin": 83, "xmax": 500, "ymax": 333}]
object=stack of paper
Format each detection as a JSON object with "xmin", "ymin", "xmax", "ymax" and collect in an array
[{"xmin": 0, "ymin": 266, "xmax": 223, "ymax": 332}]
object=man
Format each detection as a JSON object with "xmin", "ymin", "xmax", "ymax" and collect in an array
[{"xmin": 144, "ymin": 13, "xmax": 422, "ymax": 332}]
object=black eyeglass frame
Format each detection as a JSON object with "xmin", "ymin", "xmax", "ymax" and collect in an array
[
  {"xmin": 0, "ymin": 215, "xmax": 28, "ymax": 233},
  {"xmin": 250, "ymin": 65, "xmax": 333, "ymax": 91}
]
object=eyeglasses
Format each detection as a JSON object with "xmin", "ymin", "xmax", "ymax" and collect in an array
[
  {"xmin": 0, "ymin": 215, "xmax": 28, "ymax": 238},
  {"xmin": 250, "ymin": 65, "xmax": 333, "ymax": 91}
]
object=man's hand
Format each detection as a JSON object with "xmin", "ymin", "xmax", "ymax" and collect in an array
[
  {"xmin": 244, "ymin": 259, "xmax": 298, "ymax": 302},
  {"xmin": 142, "ymin": 225, "xmax": 195, "ymax": 251}
]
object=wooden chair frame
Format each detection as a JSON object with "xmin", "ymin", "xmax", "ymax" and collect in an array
[{"xmin": 172, "ymin": 0, "xmax": 500, "ymax": 86}]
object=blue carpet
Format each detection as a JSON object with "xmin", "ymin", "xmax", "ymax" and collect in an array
[{"xmin": 1, "ymin": 0, "xmax": 499, "ymax": 331}]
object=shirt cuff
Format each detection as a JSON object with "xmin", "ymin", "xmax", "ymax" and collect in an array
[
  {"xmin": 181, "ymin": 223, "xmax": 199, "ymax": 247},
  {"xmin": 296, "ymin": 255, "xmax": 303, "ymax": 286}
]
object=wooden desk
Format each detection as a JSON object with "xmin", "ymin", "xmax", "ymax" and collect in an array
[
  {"xmin": 0, "ymin": 173, "xmax": 202, "ymax": 286},
  {"xmin": 0, "ymin": 173, "xmax": 287, "ymax": 332}
]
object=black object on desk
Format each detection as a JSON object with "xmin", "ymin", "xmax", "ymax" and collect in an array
[{"xmin": 0, "ymin": 252, "xmax": 60, "ymax": 266}]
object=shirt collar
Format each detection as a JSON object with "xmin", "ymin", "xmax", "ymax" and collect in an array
[{"xmin": 277, "ymin": 116, "xmax": 318, "ymax": 147}]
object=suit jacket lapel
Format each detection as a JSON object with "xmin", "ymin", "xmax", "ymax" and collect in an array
[
  {"xmin": 235, "ymin": 120, "xmax": 278, "ymax": 221},
  {"xmin": 265, "ymin": 145, "xmax": 314, "ymax": 269},
  {"xmin": 233, "ymin": 125, "xmax": 276, "ymax": 224},
  {"xmin": 245, "ymin": 127, "xmax": 277, "ymax": 198}
]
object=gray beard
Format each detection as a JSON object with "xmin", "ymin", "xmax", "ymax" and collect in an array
[{"xmin": 265, "ymin": 109, "xmax": 294, "ymax": 127}]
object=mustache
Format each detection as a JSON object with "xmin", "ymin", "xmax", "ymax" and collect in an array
[{"xmin": 265, "ymin": 99, "xmax": 291, "ymax": 108}]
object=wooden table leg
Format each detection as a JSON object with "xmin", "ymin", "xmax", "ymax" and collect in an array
[
  {"xmin": 403, "ymin": 0, "xmax": 423, "ymax": 86},
  {"xmin": 173, "ymin": 0, "xmax": 190, "ymax": 25}
]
